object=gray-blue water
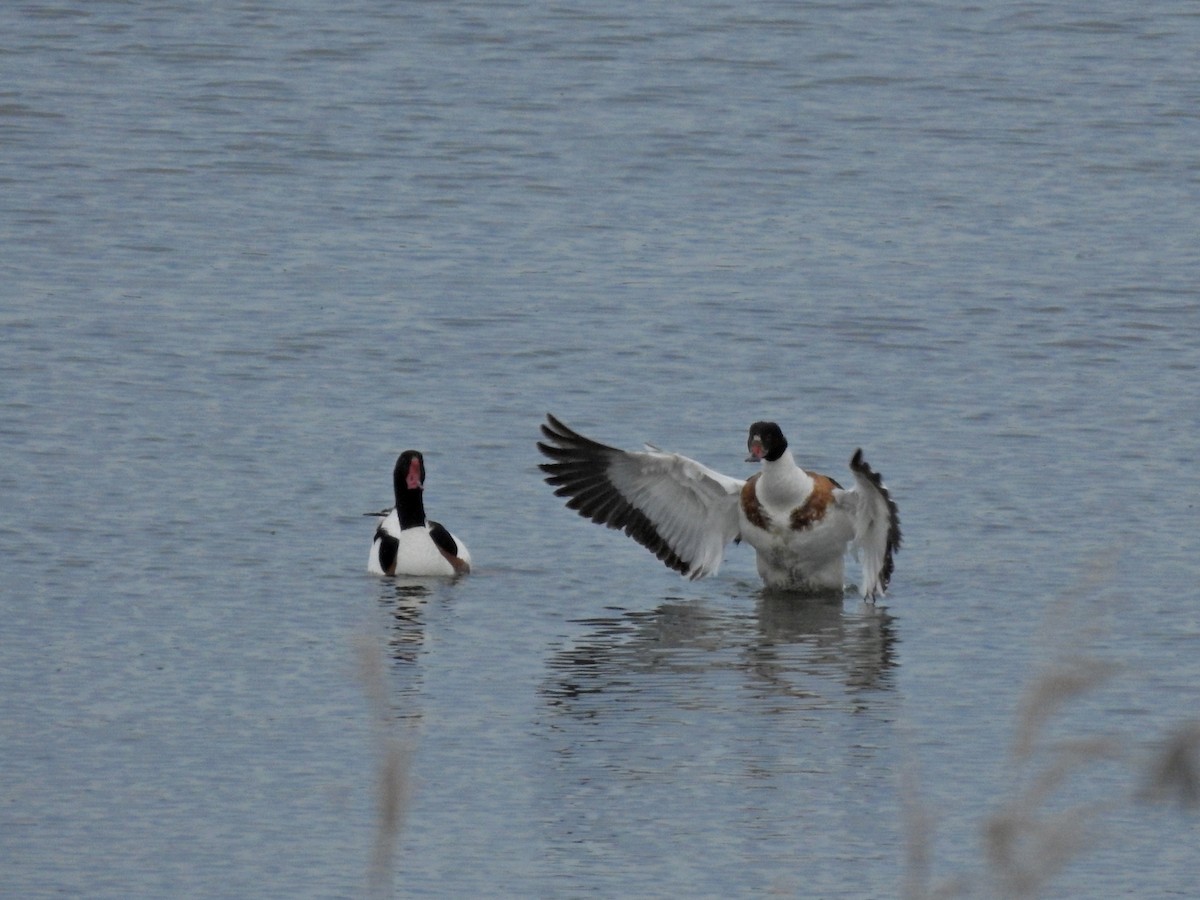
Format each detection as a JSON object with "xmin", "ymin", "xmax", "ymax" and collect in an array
[{"xmin": 3, "ymin": 1, "xmax": 1199, "ymax": 896}]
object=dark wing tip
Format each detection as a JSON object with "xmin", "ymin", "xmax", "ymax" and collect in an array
[
  {"xmin": 538, "ymin": 413, "xmax": 605, "ymax": 453},
  {"xmin": 535, "ymin": 413, "xmax": 692, "ymax": 577},
  {"xmin": 539, "ymin": 412, "xmax": 577, "ymax": 444}
]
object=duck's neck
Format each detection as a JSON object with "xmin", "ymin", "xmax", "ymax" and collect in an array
[
  {"xmin": 394, "ymin": 487, "xmax": 427, "ymax": 530},
  {"xmin": 758, "ymin": 450, "xmax": 813, "ymax": 509}
]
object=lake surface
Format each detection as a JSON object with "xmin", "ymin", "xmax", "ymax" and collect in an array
[{"xmin": 3, "ymin": 1, "xmax": 1199, "ymax": 896}]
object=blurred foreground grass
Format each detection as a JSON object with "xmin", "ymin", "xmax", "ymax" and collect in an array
[{"xmin": 904, "ymin": 560, "xmax": 1199, "ymax": 898}]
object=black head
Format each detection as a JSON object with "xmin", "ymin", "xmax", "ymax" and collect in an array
[
  {"xmin": 393, "ymin": 450, "xmax": 426, "ymax": 496},
  {"xmin": 746, "ymin": 422, "xmax": 788, "ymax": 462}
]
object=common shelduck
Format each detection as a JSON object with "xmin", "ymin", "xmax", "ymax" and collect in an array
[
  {"xmin": 367, "ymin": 450, "xmax": 471, "ymax": 577},
  {"xmin": 537, "ymin": 414, "xmax": 901, "ymax": 598}
]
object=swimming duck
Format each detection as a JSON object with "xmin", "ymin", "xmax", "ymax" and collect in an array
[
  {"xmin": 537, "ymin": 414, "xmax": 900, "ymax": 598},
  {"xmin": 367, "ymin": 450, "xmax": 471, "ymax": 577}
]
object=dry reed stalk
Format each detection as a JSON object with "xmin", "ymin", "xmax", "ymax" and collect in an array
[
  {"xmin": 356, "ymin": 634, "xmax": 413, "ymax": 900},
  {"xmin": 903, "ymin": 556, "xmax": 1199, "ymax": 897}
]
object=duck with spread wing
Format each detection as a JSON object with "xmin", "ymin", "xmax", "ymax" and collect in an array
[{"xmin": 537, "ymin": 414, "xmax": 900, "ymax": 599}]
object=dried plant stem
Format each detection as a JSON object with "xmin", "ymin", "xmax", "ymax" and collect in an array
[{"xmin": 357, "ymin": 635, "xmax": 413, "ymax": 900}]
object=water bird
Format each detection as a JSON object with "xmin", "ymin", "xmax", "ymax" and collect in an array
[
  {"xmin": 537, "ymin": 414, "xmax": 900, "ymax": 599},
  {"xmin": 367, "ymin": 450, "xmax": 471, "ymax": 576}
]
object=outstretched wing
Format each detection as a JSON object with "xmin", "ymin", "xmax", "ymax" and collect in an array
[
  {"xmin": 844, "ymin": 449, "xmax": 902, "ymax": 600},
  {"xmin": 537, "ymin": 414, "xmax": 744, "ymax": 579}
]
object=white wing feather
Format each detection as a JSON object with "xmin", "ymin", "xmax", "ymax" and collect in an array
[
  {"xmin": 846, "ymin": 449, "xmax": 901, "ymax": 600},
  {"xmin": 608, "ymin": 449, "xmax": 743, "ymax": 578}
]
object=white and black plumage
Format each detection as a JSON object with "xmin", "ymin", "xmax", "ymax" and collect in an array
[
  {"xmin": 367, "ymin": 450, "xmax": 471, "ymax": 577},
  {"xmin": 537, "ymin": 414, "xmax": 900, "ymax": 599}
]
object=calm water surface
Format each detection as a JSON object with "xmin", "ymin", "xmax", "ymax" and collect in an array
[{"xmin": 2, "ymin": 1, "xmax": 1199, "ymax": 897}]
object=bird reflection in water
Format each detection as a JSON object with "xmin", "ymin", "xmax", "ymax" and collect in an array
[
  {"xmin": 752, "ymin": 590, "xmax": 897, "ymax": 709},
  {"xmin": 369, "ymin": 579, "xmax": 437, "ymax": 730},
  {"xmin": 542, "ymin": 589, "xmax": 897, "ymax": 714},
  {"xmin": 379, "ymin": 580, "xmax": 433, "ymax": 665},
  {"xmin": 536, "ymin": 591, "xmax": 902, "ymax": 870}
]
